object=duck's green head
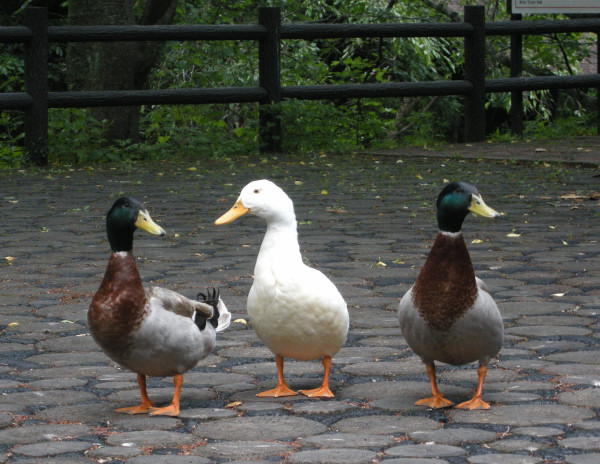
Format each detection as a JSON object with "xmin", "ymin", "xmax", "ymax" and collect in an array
[
  {"xmin": 106, "ymin": 196, "xmax": 165, "ymax": 252},
  {"xmin": 436, "ymin": 181, "xmax": 499, "ymax": 233}
]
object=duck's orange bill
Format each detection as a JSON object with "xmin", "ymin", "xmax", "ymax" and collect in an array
[{"xmin": 215, "ymin": 200, "xmax": 250, "ymax": 225}]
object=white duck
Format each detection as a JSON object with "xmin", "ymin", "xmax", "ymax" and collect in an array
[{"xmin": 215, "ymin": 179, "xmax": 349, "ymax": 397}]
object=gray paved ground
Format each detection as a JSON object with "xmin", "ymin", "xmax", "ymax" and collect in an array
[{"xmin": 0, "ymin": 138, "xmax": 599, "ymax": 463}]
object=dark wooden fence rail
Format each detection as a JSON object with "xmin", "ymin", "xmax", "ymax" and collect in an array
[{"xmin": 1, "ymin": 6, "xmax": 599, "ymax": 165}]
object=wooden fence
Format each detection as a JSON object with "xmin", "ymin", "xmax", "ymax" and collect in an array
[{"xmin": 1, "ymin": 5, "xmax": 600, "ymax": 165}]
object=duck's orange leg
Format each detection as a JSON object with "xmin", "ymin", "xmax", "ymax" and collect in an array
[
  {"xmin": 150, "ymin": 373, "xmax": 183, "ymax": 416},
  {"xmin": 416, "ymin": 363, "xmax": 454, "ymax": 409},
  {"xmin": 257, "ymin": 354, "xmax": 298, "ymax": 397},
  {"xmin": 115, "ymin": 374, "xmax": 154, "ymax": 414},
  {"xmin": 300, "ymin": 356, "xmax": 334, "ymax": 398},
  {"xmin": 456, "ymin": 364, "xmax": 491, "ymax": 410}
]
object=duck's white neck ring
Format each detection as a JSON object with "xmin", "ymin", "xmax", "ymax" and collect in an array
[{"xmin": 439, "ymin": 230, "xmax": 462, "ymax": 238}]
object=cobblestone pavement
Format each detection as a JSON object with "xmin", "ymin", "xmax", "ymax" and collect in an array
[{"xmin": 0, "ymin": 139, "xmax": 599, "ymax": 463}]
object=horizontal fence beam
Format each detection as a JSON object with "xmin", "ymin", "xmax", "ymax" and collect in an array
[
  {"xmin": 486, "ymin": 74, "xmax": 600, "ymax": 92},
  {"xmin": 47, "ymin": 25, "xmax": 267, "ymax": 42},
  {"xmin": 7, "ymin": 75, "xmax": 600, "ymax": 111},
  {"xmin": 281, "ymin": 80, "xmax": 473, "ymax": 100},
  {"xmin": 0, "ymin": 92, "xmax": 34, "ymax": 109},
  {"xmin": 47, "ymin": 87, "xmax": 268, "ymax": 108},
  {"xmin": 0, "ymin": 26, "xmax": 32, "ymax": 42},
  {"xmin": 281, "ymin": 22, "xmax": 472, "ymax": 40},
  {"xmin": 486, "ymin": 18, "xmax": 600, "ymax": 35}
]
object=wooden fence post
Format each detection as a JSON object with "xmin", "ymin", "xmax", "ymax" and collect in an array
[
  {"xmin": 597, "ymin": 31, "xmax": 600, "ymax": 135},
  {"xmin": 24, "ymin": 7, "xmax": 48, "ymax": 166},
  {"xmin": 508, "ymin": 0, "xmax": 524, "ymax": 137},
  {"xmin": 258, "ymin": 7, "xmax": 281, "ymax": 153},
  {"xmin": 464, "ymin": 5, "xmax": 486, "ymax": 143}
]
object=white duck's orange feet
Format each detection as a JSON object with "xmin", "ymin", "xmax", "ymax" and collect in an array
[
  {"xmin": 456, "ymin": 396, "xmax": 490, "ymax": 410},
  {"xmin": 415, "ymin": 395, "xmax": 454, "ymax": 409},
  {"xmin": 299, "ymin": 386, "xmax": 334, "ymax": 398},
  {"xmin": 256, "ymin": 384, "xmax": 298, "ymax": 397}
]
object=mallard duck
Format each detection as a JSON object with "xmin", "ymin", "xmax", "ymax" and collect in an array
[
  {"xmin": 89, "ymin": 196, "xmax": 230, "ymax": 416},
  {"xmin": 398, "ymin": 181, "xmax": 502, "ymax": 410},
  {"xmin": 215, "ymin": 179, "xmax": 349, "ymax": 398}
]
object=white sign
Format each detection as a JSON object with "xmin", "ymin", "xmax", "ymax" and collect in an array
[{"xmin": 513, "ymin": 0, "xmax": 600, "ymax": 14}]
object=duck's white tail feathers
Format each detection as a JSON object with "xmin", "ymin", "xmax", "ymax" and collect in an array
[
  {"xmin": 216, "ymin": 298, "xmax": 231, "ymax": 332},
  {"xmin": 475, "ymin": 276, "xmax": 490, "ymax": 293}
]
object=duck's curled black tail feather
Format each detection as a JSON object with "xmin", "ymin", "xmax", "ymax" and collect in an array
[{"xmin": 195, "ymin": 288, "xmax": 220, "ymax": 331}]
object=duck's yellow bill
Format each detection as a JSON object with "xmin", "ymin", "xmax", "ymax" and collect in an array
[
  {"xmin": 135, "ymin": 209, "xmax": 166, "ymax": 236},
  {"xmin": 469, "ymin": 194, "xmax": 500, "ymax": 218},
  {"xmin": 215, "ymin": 200, "xmax": 250, "ymax": 225}
]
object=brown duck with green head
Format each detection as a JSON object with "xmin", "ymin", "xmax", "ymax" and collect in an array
[
  {"xmin": 89, "ymin": 197, "xmax": 230, "ymax": 416},
  {"xmin": 398, "ymin": 181, "xmax": 502, "ymax": 410}
]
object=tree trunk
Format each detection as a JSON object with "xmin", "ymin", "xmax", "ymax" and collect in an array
[{"xmin": 67, "ymin": 0, "xmax": 177, "ymax": 145}]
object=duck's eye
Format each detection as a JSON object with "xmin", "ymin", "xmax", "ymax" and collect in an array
[{"xmin": 254, "ymin": 189, "xmax": 260, "ymax": 194}]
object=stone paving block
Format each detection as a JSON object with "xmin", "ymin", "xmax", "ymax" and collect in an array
[
  {"xmin": 106, "ymin": 430, "xmax": 197, "ymax": 447},
  {"xmin": 487, "ymin": 439, "xmax": 550, "ymax": 452},
  {"xmin": 177, "ymin": 407, "xmax": 237, "ymax": 420},
  {"xmin": 0, "ymin": 424, "xmax": 93, "ymax": 445},
  {"xmin": 484, "ymin": 391, "xmax": 541, "ymax": 403},
  {"xmin": 385, "ymin": 443, "xmax": 468, "ymax": 457},
  {"xmin": 194, "ymin": 440, "xmax": 294, "ymax": 459},
  {"xmin": 449, "ymin": 404, "xmax": 595, "ymax": 426},
  {"xmin": 0, "ymin": 390, "xmax": 97, "ymax": 409},
  {"xmin": 24, "ymin": 351, "xmax": 108, "ymax": 366},
  {"xmin": 564, "ymin": 454, "xmax": 600, "ymax": 464},
  {"xmin": 112, "ymin": 415, "xmax": 182, "ymax": 431},
  {"xmin": 291, "ymin": 400, "xmax": 357, "ymax": 414},
  {"xmin": 560, "ymin": 436, "xmax": 600, "ymax": 450},
  {"xmin": 127, "ymin": 456, "xmax": 212, "ymax": 464},
  {"xmin": 300, "ymin": 432, "xmax": 396, "ymax": 449},
  {"xmin": 409, "ymin": 427, "xmax": 497, "ymax": 445},
  {"xmin": 85, "ymin": 445, "xmax": 143, "ymax": 459},
  {"xmin": 546, "ymin": 351, "xmax": 600, "ymax": 364},
  {"xmin": 341, "ymin": 359, "xmax": 424, "ymax": 377},
  {"xmin": 193, "ymin": 416, "xmax": 328, "ymax": 440},
  {"xmin": 512, "ymin": 426, "xmax": 564, "ymax": 437},
  {"xmin": 380, "ymin": 459, "xmax": 449, "ymax": 464},
  {"xmin": 332, "ymin": 415, "xmax": 441, "ymax": 435},
  {"xmin": 286, "ymin": 448, "xmax": 378, "ymax": 464},
  {"xmin": 467, "ymin": 455, "xmax": 544, "ymax": 464},
  {"xmin": 11, "ymin": 441, "xmax": 92, "ymax": 457},
  {"xmin": 35, "ymin": 402, "xmax": 119, "ymax": 423},
  {"xmin": 27, "ymin": 378, "xmax": 88, "ymax": 390},
  {"xmin": 558, "ymin": 388, "xmax": 600, "ymax": 409},
  {"xmin": 35, "ymin": 334, "xmax": 97, "ymax": 352}
]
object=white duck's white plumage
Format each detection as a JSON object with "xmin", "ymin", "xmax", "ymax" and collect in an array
[{"xmin": 216, "ymin": 179, "xmax": 349, "ymax": 397}]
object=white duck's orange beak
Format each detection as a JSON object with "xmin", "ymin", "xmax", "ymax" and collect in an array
[{"xmin": 215, "ymin": 200, "xmax": 250, "ymax": 225}]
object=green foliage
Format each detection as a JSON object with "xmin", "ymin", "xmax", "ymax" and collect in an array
[{"xmin": 1, "ymin": 0, "xmax": 598, "ymax": 166}]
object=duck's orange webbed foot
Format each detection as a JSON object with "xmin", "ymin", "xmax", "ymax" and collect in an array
[
  {"xmin": 415, "ymin": 395, "xmax": 454, "ymax": 409},
  {"xmin": 257, "ymin": 354, "xmax": 298, "ymax": 397},
  {"xmin": 257, "ymin": 384, "xmax": 298, "ymax": 397},
  {"xmin": 149, "ymin": 404, "xmax": 180, "ymax": 416},
  {"xmin": 456, "ymin": 396, "xmax": 490, "ymax": 410},
  {"xmin": 115, "ymin": 402, "xmax": 154, "ymax": 415},
  {"xmin": 299, "ymin": 386, "xmax": 334, "ymax": 398}
]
